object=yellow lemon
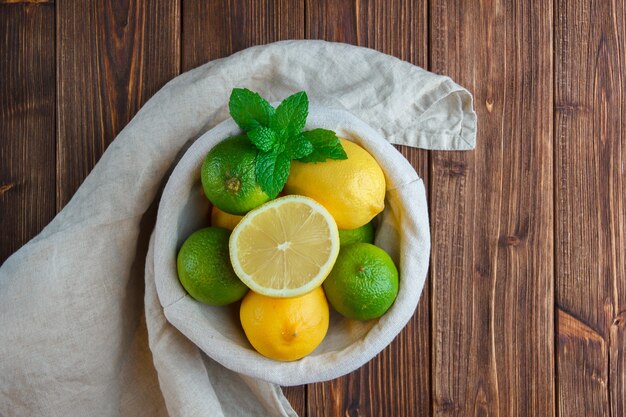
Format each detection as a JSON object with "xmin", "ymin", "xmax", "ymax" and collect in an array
[
  {"xmin": 229, "ymin": 195, "xmax": 340, "ymax": 298},
  {"xmin": 284, "ymin": 139, "xmax": 385, "ymax": 229},
  {"xmin": 240, "ymin": 287, "xmax": 329, "ymax": 361},
  {"xmin": 210, "ymin": 206, "xmax": 243, "ymax": 230}
]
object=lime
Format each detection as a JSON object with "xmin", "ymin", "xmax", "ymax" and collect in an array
[
  {"xmin": 338, "ymin": 221, "xmax": 375, "ymax": 246},
  {"xmin": 201, "ymin": 135, "xmax": 270, "ymax": 215},
  {"xmin": 177, "ymin": 227, "xmax": 247, "ymax": 305},
  {"xmin": 322, "ymin": 243, "xmax": 398, "ymax": 320}
]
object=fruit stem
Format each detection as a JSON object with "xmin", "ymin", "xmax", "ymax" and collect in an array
[{"xmin": 224, "ymin": 177, "xmax": 241, "ymax": 194}]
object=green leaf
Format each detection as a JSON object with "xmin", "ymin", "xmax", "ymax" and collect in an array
[
  {"xmin": 229, "ymin": 88, "xmax": 275, "ymax": 131},
  {"xmin": 255, "ymin": 151, "xmax": 291, "ymax": 198},
  {"xmin": 298, "ymin": 129, "xmax": 348, "ymax": 162},
  {"xmin": 271, "ymin": 91, "xmax": 308, "ymax": 137},
  {"xmin": 248, "ymin": 126, "xmax": 279, "ymax": 152},
  {"xmin": 287, "ymin": 134, "xmax": 314, "ymax": 159}
]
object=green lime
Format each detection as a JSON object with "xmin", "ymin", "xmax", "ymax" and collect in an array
[
  {"xmin": 201, "ymin": 135, "xmax": 270, "ymax": 215},
  {"xmin": 338, "ymin": 221, "xmax": 375, "ymax": 246},
  {"xmin": 322, "ymin": 243, "xmax": 398, "ymax": 320},
  {"xmin": 177, "ymin": 227, "xmax": 248, "ymax": 305}
]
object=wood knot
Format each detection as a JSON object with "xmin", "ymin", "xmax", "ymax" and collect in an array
[
  {"xmin": 499, "ymin": 235, "xmax": 521, "ymax": 247},
  {"xmin": 346, "ymin": 399, "xmax": 360, "ymax": 417},
  {"xmin": 558, "ymin": 308, "xmax": 604, "ymax": 344},
  {"xmin": 0, "ymin": 183, "xmax": 15, "ymax": 195},
  {"xmin": 612, "ymin": 311, "xmax": 626, "ymax": 328},
  {"xmin": 441, "ymin": 159, "xmax": 468, "ymax": 176},
  {"xmin": 435, "ymin": 397, "xmax": 459, "ymax": 412},
  {"xmin": 449, "ymin": 162, "xmax": 466, "ymax": 176},
  {"xmin": 475, "ymin": 384, "xmax": 489, "ymax": 406},
  {"xmin": 485, "ymin": 98, "xmax": 494, "ymax": 113},
  {"xmin": 475, "ymin": 264, "xmax": 490, "ymax": 278}
]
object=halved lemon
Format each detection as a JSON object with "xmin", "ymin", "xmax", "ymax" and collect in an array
[{"xmin": 229, "ymin": 195, "xmax": 340, "ymax": 298}]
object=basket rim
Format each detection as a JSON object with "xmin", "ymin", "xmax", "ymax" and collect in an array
[{"xmin": 154, "ymin": 105, "xmax": 430, "ymax": 386}]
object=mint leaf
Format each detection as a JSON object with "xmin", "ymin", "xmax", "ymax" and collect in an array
[
  {"xmin": 298, "ymin": 129, "xmax": 348, "ymax": 162},
  {"xmin": 229, "ymin": 88, "xmax": 275, "ymax": 131},
  {"xmin": 248, "ymin": 127, "xmax": 279, "ymax": 152},
  {"xmin": 255, "ymin": 151, "xmax": 291, "ymax": 198},
  {"xmin": 271, "ymin": 91, "xmax": 308, "ymax": 137},
  {"xmin": 287, "ymin": 134, "xmax": 313, "ymax": 159}
]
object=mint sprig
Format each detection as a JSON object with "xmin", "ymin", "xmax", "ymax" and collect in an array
[
  {"xmin": 228, "ymin": 88, "xmax": 347, "ymax": 198},
  {"xmin": 299, "ymin": 129, "xmax": 348, "ymax": 162}
]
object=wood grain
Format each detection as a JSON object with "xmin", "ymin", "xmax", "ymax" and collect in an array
[
  {"xmin": 306, "ymin": 1, "xmax": 431, "ymax": 416},
  {"xmin": 429, "ymin": 0, "xmax": 554, "ymax": 415},
  {"xmin": 554, "ymin": 0, "xmax": 626, "ymax": 415},
  {"xmin": 3, "ymin": 1, "xmax": 626, "ymax": 415},
  {"xmin": 56, "ymin": 0, "xmax": 181, "ymax": 208},
  {"xmin": 0, "ymin": 3, "xmax": 55, "ymax": 264},
  {"xmin": 305, "ymin": 0, "xmax": 357, "ymax": 44},
  {"xmin": 610, "ymin": 311, "xmax": 626, "ymax": 417},
  {"xmin": 181, "ymin": 1, "xmax": 307, "ymax": 413},
  {"xmin": 281, "ymin": 386, "xmax": 306, "ymax": 417},
  {"xmin": 557, "ymin": 309, "xmax": 609, "ymax": 416},
  {"xmin": 182, "ymin": 0, "xmax": 304, "ymax": 70},
  {"xmin": 0, "ymin": 0, "xmax": 52, "ymax": 4}
]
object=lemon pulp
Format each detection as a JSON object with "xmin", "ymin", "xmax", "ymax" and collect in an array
[{"xmin": 229, "ymin": 195, "xmax": 340, "ymax": 298}]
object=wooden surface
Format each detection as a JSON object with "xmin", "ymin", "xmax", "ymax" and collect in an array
[
  {"xmin": 430, "ymin": 1, "xmax": 555, "ymax": 416},
  {"xmin": 1, "ymin": 1, "xmax": 625, "ymax": 416}
]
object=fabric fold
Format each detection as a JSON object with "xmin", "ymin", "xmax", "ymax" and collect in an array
[
  {"xmin": 145, "ymin": 234, "xmax": 295, "ymax": 417},
  {"xmin": 0, "ymin": 40, "xmax": 476, "ymax": 417}
]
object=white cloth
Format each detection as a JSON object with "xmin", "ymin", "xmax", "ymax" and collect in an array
[{"xmin": 0, "ymin": 40, "xmax": 476, "ymax": 416}]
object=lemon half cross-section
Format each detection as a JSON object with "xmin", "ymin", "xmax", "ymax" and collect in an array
[{"xmin": 229, "ymin": 195, "xmax": 340, "ymax": 298}]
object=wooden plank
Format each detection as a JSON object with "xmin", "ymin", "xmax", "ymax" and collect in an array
[
  {"xmin": 0, "ymin": 0, "xmax": 52, "ymax": 4},
  {"xmin": 56, "ymin": 0, "xmax": 181, "ymax": 208},
  {"xmin": 610, "ymin": 311, "xmax": 626, "ymax": 417},
  {"xmin": 181, "ymin": 1, "xmax": 306, "ymax": 413},
  {"xmin": 429, "ymin": 1, "xmax": 554, "ymax": 416},
  {"xmin": 305, "ymin": 0, "xmax": 357, "ymax": 44},
  {"xmin": 554, "ymin": 0, "xmax": 626, "ymax": 415},
  {"xmin": 282, "ymin": 386, "xmax": 306, "ymax": 417},
  {"xmin": 181, "ymin": 0, "xmax": 304, "ymax": 70},
  {"xmin": 0, "ymin": 3, "xmax": 55, "ymax": 264},
  {"xmin": 306, "ymin": 1, "xmax": 431, "ymax": 416},
  {"xmin": 557, "ymin": 309, "xmax": 608, "ymax": 416}
]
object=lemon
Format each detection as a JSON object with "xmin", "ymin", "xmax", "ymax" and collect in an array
[
  {"xmin": 240, "ymin": 287, "xmax": 329, "ymax": 361},
  {"xmin": 323, "ymin": 243, "xmax": 398, "ymax": 320},
  {"xmin": 201, "ymin": 135, "xmax": 271, "ymax": 215},
  {"xmin": 211, "ymin": 206, "xmax": 243, "ymax": 230},
  {"xmin": 338, "ymin": 221, "xmax": 375, "ymax": 246},
  {"xmin": 177, "ymin": 227, "xmax": 248, "ymax": 305},
  {"xmin": 229, "ymin": 195, "xmax": 340, "ymax": 298},
  {"xmin": 284, "ymin": 139, "xmax": 386, "ymax": 229}
]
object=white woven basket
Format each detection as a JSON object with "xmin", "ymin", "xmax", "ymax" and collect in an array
[{"xmin": 154, "ymin": 106, "xmax": 430, "ymax": 386}]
